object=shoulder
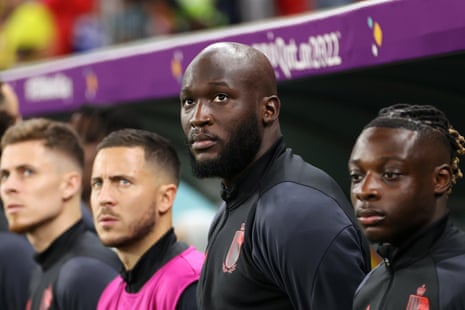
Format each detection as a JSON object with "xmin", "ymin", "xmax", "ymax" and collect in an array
[
  {"xmin": 71, "ymin": 232, "xmax": 120, "ymax": 267},
  {"xmin": 252, "ymin": 151, "xmax": 368, "ymax": 264},
  {"xmin": 53, "ymin": 257, "xmax": 119, "ymax": 310},
  {"xmin": 161, "ymin": 246, "xmax": 204, "ymax": 282},
  {"xmin": 177, "ymin": 246, "xmax": 205, "ymax": 269},
  {"xmin": 269, "ymin": 148, "xmax": 346, "ymax": 194},
  {"xmin": 0, "ymin": 232, "xmax": 34, "ymax": 254},
  {"xmin": 55, "ymin": 231, "xmax": 119, "ymax": 291},
  {"xmin": 256, "ymin": 181, "xmax": 355, "ymax": 238},
  {"xmin": 254, "ymin": 147, "xmax": 358, "ymax": 231},
  {"xmin": 54, "ymin": 257, "xmax": 118, "ymax": 304},
  {"xmin": 0, "ymin": 233, "xmax": 35, "ymax": 310},
  {"xmin": 435, "ymin": 226, "xmax": 465, "ymax": 305},
  {"xmin": 252, "ymin": 180, "xmax": 368, "ymax": 266},
  {"xmin": 0, "ymin": 232, "xmax": 35, "ymax": 269},
  {"xmin": 263, "ymin": 148, "xmax": 353, "ymax": 215},
  {"xmin": 57, "ymin": 256, "xmax": 118, "ymax": 289}
]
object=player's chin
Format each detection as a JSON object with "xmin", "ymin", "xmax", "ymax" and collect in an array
[
  {"xmin": 362, "ymin": 227, "xmax": 388, "ymax": 244},
  {"xmin": 194, "ymin": 151, "xmax": 220, "ymax": 163},
  {"xmin": 7, "ymin": 220, "xmax": 33, "ymax": 234},
  {"xmin": 98, "ymin": 235, "xmax": 121, "ymax": 248}
]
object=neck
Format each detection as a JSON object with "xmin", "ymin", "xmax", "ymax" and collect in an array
[
  {"xmin": 223, "ymin": 134, "xmax": 283, "ymax": 188},
  {"xmin": 117, "ymin": 222, "xmax": 172, "ymax": 271}
]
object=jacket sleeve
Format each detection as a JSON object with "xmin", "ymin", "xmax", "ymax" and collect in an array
[
  {"xmin": 0, "ymin": 233, "xmax": 36, "ymax": 310},
  {"xmin": 251, "ymin": 182, "xmax": 368, "ymax": 310}
]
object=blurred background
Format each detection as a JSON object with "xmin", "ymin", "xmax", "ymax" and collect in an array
[{"xmin": 0, "ymin": 0, "xmax": 364, "ymax": 70}]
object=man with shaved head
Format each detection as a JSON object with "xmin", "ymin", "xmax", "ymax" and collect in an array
[{"xmin": 180, "ymin": 42, "xmax": 371, "ymax": 309}]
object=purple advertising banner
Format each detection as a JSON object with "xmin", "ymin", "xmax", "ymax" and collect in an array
[{"xmin": 2, "ymin": 0, "xmax": 465, "ymax": 117}]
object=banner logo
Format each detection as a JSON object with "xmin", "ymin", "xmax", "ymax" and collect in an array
[
  {"xmin": 368, "ymin": 17, "xmax": 383, "ymax": 56},
  {"xmin": 252, "ymin": 31, "xmax": 342, "ymax": 79},
  {"xmin": 25, "ymin": 74, "xmax": 73, "ymax": 102}
]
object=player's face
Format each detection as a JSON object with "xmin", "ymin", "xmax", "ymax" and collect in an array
[
  {"xmin": 180, "ymin": 52, "xmax": 262, "ymax": 180},
  {"xmin": 91, "ymin": 147, "xmax": 160, "ymax": 250},
  {"xmin": 0, "ymin": 141, "xmax": 69, "ymax": 234},
  {"xmin": 349, "ymin": 127, "xmax": 439, "ymax": 246}
]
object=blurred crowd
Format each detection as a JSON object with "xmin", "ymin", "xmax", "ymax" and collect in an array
[{"xmin": 0, "ymin": 0, "xmax": 358, "ymax": 70}]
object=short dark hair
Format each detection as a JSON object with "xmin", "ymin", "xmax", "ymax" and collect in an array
[
  {"xmin": 1, "ymin": 118, "xmax": 85, "ymax": 170},
  {"xmin": 365, "ymin": 103, "xmax": 465, "ymax": 190},
  {"xmin": 97, "ymin": 129, "xmax": 180, "ymax": 184}
]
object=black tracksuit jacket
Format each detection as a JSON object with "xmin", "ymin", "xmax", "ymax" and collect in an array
[
  {"xmin": 354, "ymin": 215, "xmax": 465, "ymax": 310},
  {"xmin": 28, "ymin": 220, "xmax": 120, "ymax": 310},
  {"xmin": 197, "ymin": 138, "xmax": 371, "ymax": 309}
]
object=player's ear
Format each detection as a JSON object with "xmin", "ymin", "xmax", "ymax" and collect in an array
[
  {"xmin": 433, "ymin": 164, "xmax": 452, "ymax": 195},
  {"xmin": 62, "ymin": 171, "xmax": 81, "ymax": 201},
  {"xmin": 158, "ymin": 184, "xmax": 177, "ymax": 214},
  {"xmin": 262, "ymin": 95, "xmax": 280, "ymax": 126}
]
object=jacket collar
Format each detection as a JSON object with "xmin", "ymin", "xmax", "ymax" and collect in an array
[
  {"xmin": 376, "ymin": 214, "xmax": 450, "ymax": 271},
  {"xmin": 121, "ymin": 228, "xmax": 183, "ymax": 293},
  {"xmin": 35, "ymin": 220, "xmax": 85, "ymax": 270}
]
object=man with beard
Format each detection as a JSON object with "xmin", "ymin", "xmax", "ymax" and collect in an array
[
  {"xmin": 91, "ymin": 129, "xmax": 204, "ymax": 310},
  {"xmin": 0, "ymin": 118, "xmax": 120, "ymax": 310},
  {"xmin": 350, "ymin": 104, "xmax": 465, "ymax": 309},
  {"xmin": 179, "ymin": 42, "xmax": 371, "ymax": 309}
]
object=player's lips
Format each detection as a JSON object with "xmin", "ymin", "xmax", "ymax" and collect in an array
[
  {"xmin": 192, "ymin": 139, "xmax": 215, "ymax": 150},
  {"xmin": 5, "ymin": 203, "xmax": 23, "ymax": 214},
  {"xmin": 98, "ymin": 215, "xmax": 118, "ymax": 222},
  {"xmin": 190, "ymin": 133, "xmax": 217, "ymax": 151},
  {"xmin": 97, "ymin": 215, "xmax": 118, "ymax": 229},
  {"xmin": 96, "ymin": 210, "xmax": 119, "ymax": 224},
  {"xmin": 356, "ymin": 209, "xmax": 385, "ymax": 226}
]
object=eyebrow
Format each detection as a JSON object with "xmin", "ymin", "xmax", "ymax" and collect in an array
[
  {"xmin": 183, "ymin": 80, "xmax": 229, "ymax": 88},
  {"xmin": 92, "ymin": 175, "xmax": 132, "ymax": 182},
  {"xmin": 181, "ymin": 81, "xmax": 231, "ymax": 96},
  {"xmin": 349, "ymin": 156, "xmax": 406, "ymax": 164},
  {"xmin": 207, "ymin": 81, "xmax": 229, "ymax": 87},
  {"xmin": 1, "ymin": 164, "xmax": 34, "ymax": 171}
]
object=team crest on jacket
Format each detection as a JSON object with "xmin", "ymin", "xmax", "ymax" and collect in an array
[
  {"xmin": 27, "ymin": 284, "xmax": 53, "ymax": 310},
  {"xmin": 223, "ymin": 223, "xmax": 245, "ymax": 273},
  {"xmin": 406, "ymin": 284, "xmax": 429, "ymax": 310},
  {"xmin": 26, "ymin": 284, "xmax": 53, "ymax": 310}
]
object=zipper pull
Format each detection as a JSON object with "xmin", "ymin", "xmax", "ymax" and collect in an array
[{"xmin": 383, "ymin": 257, "xmax": 390, "ymax": 268}]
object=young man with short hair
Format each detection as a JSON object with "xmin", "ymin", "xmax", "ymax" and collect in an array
[
  {"xmin": 0, "ymin": 118, "xmax": 119, "ymax": 310},
  {"xmin": 349, "ymin": 104, "xmax": 465, "ymax": 309},
  {"xmin": 91, "ymin": 129, "xmax": 204, "ymax": 310}
]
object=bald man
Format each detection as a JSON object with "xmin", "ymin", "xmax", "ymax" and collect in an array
[{"xmin": 179, "ymin": 42, "xmax": 371, "ymax": 309}]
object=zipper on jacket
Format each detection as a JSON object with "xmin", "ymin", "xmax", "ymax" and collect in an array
[
  {"xmin": 378, "ymin": 260, "xmax": 394, "ymax": 309},
  {"xmin": 384, "ymin": 257, "xmax": 391, "ymax": 268}
]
